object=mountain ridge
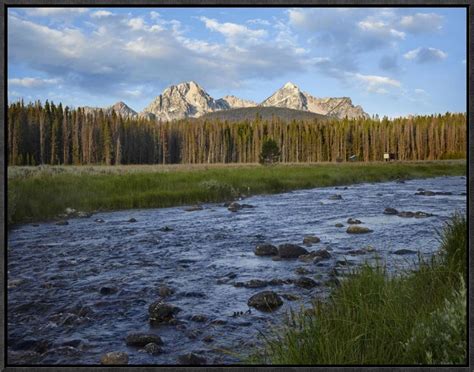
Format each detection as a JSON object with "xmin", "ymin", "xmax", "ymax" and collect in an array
[{"xmin": 81, "ymin": 81, "xmax": 369, "ymax": 121}]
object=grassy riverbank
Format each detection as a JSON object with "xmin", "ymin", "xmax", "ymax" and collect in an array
[
  {"xmin": 257, "ymin": 214, "xmax": 467, "ymax": 365},
  {"xmin": 8, "ymin": 160, "xmax": 465, "ymax": 224}
]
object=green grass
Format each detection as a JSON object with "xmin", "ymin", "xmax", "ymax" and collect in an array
[
  {"xmin": 8, "ymin": 160, "xmax": 465, "ymax": 225},
  {"xmin": 256, "ymin": 214, "xmax": 467, "ymax": 365}
]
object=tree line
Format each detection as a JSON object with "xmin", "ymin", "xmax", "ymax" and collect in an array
[{"xmin": 7, "ymin": 100, "xmax": 466, "ymax": 166}]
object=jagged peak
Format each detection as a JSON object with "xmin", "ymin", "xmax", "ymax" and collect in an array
[{"xmin": 282, "ymin": 81, "xmax": 300, "ymax": 90}]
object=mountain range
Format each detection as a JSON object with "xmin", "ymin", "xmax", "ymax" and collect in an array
[{"xmin": 82, "ymin": 81, "xmax": 369, "ymax": 121}]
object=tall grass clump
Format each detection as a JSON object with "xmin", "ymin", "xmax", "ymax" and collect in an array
[{"xmin": 258, "ymin": 214, "xmax": 467, "ymax": 365}]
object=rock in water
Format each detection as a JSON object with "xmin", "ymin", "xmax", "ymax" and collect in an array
[
  {"xmin": 329, "ymin": 194, "xmax": 343, "ymax": 200},
  {"xmin": 247, "ymin": 291, "xmax": 283, "ymax": 312},
  {"xmin": 148, "ymin": 302, "xmax": 181, "ymax": 323},
  {"xmin": 125, "ymin": 333, "xmax": 163, "ymax": 347},
  {"xmin": 227, "ymin": 202, "xmax": 242, "ymax": 212},
  {"xmin": 278, "ymin": 244, "xmax": 308, "ymax": 258},
  {"xmin": 347, "ymin": 218, "xmax": 362, "ymax": 224},
  {"xmin": 384, "ymin": 207, "xmax": 398, "ymax": 215},
  {"xmin": 100, "ymin": 351, "xmax": 128, "ymax": 365},
  {"xmin": 335, "ymin": 223, "xmax": 344, "ymax": 228},
  {"xmin": 346, "ymin": 226, "xmax": 373, "ymax": 234},
  {"xmin": 55, "ymin": 220, "xmax": 69, "ymax": 226},
  {"xmin": 397, "ymin": 211, "xmax": 415, "ymax": 218},
  {"xmin": 178, "ymin": 352, "xmax": 207, "ymax": 365},
  {"xmin": 158, "ymin": 285, "xmax": 175, "ymax": 297},
  {"xmin": 294, "ymin": 277, "xmax": 319, "ymax": 288},
  {"xmin": 144, "ymin": 342, "xmax": 163, "ymax": 355},
  {"xmin": 254, "ymin": 244, "xmax": 278, "ymax": 256},
  {"xmin": 303, "ymin": 235, "xmax": 320, "ymax": 245},
  {"xmin": 393, "ymin": 249, "xmax": 417, "ymax": 255},
  {"xmin": 184, "ymin": 205, "xmax": 203, "ymax": 212}
]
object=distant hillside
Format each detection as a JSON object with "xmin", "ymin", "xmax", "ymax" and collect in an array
[{"xmin": 197, "ymin": 106, "xmax": 329, "ymax": 122}]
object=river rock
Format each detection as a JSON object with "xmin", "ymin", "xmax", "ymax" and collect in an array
[
  {"xmin": 144, "ymin": 342, "xmax": 163, "ymax": 355},
  {"xmin": 148, "ymin": 302, "xmax": 181, "ymax": 323},
  {"xmin": 100, "ymin": 351, "xmax": 129, "ymax": 365},
  {"xmin": 191, "ymin": 314, "xmax": 208, "ymax": 323},
  {"xmin": 254, "ymin": 244, "xmax": 278, "ymax": 256},
  {"xmin": 294, "ymin": 277, "xmax": 318, "ymax": 288},
  {"xmin": 278, "ymin": 244, "xmax": 308, "ymax": 259},
  {"xmin": 414, "ymin": 211, "xmax": 434, "ymax": 218},
  {"xmin": 158, "ymin": 285, "xmax": 175, "ymax": 297},
  {"xmin": 94, "ymin": 218, "xmax": 105, "ymax": 223},
  {"xmin": 55, "ymin": 220, "xmax": 69, "ymax": 226},
  {"xmin": 125, "ymin": 332, "xmax": 163, "ymax": 347},
  {"xmin": 184, "ymin": 205, "xmax": 203, "ymax": 212},
  {"xmin": 415, "ymin": 190, "xmax": 436, "ymax": 196},
  {"xmin": 347, "ymin": 218, "xmax": 362, "ymax": 224},
  {"xmin": 247, "ymin": 291, "xmax": 283, "ymax": 312},
  {"xmin": 227, "ymin": 202, "xmax": 242, "ymax": 212},
  {"xmin": 178, "ymin": 352, "xmax": 207, "ymax": 365},
  {"xmin": 329, "ymin": 194, "xmax": 343, "ymax": 200},
  {"xmin": 397, "ymin": 211, "xmax": 415, "ymax": 218},
  {"xmin": 235, "ymin": 279, "xmax": 268, "ymax": 289},
  {"xmin": 346, "ymin": 226, "xmax": 373, "ymax": 234},
  {"xmin": 299, "ymin": 249, "xmax": 331, "ymax": 262},
  {"xmin": 128, "ymin": 218, "xmax": 137, "ymax": 223},
  {"xmin": 100, "ymin": 286, "xmax": 118, "ymax": 295},
  {"xmin": 160, "ymin": 226, "xmax": 174, "ymax": 232},
  {"xmin": 393, "ymin": 249, "xmax": 417, "ymax": 255},
  {"xmin": 303, "ymin": 235, "xmax": 320, "ymax": 245},
  {"xmin": 335, "ymin": 223, "xmax": 344, "ymax": 228},
  {"xmin": 383, "ymin": 207, "xmax": 398, "ymax": 215}
]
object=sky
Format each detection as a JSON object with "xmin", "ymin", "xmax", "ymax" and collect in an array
[{"xmin": 7, "ymin": 7, "xmax": 467, "ymax": 117}]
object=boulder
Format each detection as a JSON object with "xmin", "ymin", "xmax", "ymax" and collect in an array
[
  {"xmin": 125, "ymin": 333, "xmax": 163, "ymax": 347},
  {"xmin": 247, "ymin": 291, "xmax": 283, "ymax": 312},
  {"xmin": 128, "ymin": 218, "xmax": 137, "ymax": 223},
  {"xmin": 254, "ymin": 244, "xmax": 278, "ymax": 256},
  {"xmin": 294, "ymin": 277, "xmax": 318, "ymax": 289},
  {"xmin": 383, "ymin": 207, "xmax": 398, "ymax": 215},
  {"xmin": 303, "ymin": 235, "xmax": 320, "ymax": 245},
  {"xmin": 393, "ymin": 249, "xmax": 417, "ymax": 255},
  {"xmin": 235, "ymin": 279, "xmax": 268, "ymax": 289},
  {"xmin": 346, "ymin": 226, "xmax": 373, "ymax": 234},
  {"xmin": 148, "ymin": 302, "xmax": 181, "ymax": 323},
  {"xmin": 329, "ymin": 194, "xmax": 343, "ymax": 200},
  {"xmin": 144, "ymin": 342, "xmax": 163, "ymax": 355},
  {"xmin": 347, "ymin": 218, "xmax": 362, "ymax": 224},
  {"xmin": 278, "ymin": 244, "xmax": 308, "ymax": 259},
  {"xmin": 100, "ymin": 351, "xmax": 129, "ymax": 365},
  {"xmin": 415, "ymin": 190, "xmax": 436, "ymax": 196},
  {"xmin": 55, "ymin": 220, "xmax": 69, "ymax": 226},
  {"xmin": 178, "ymin": 352, "xmax": 207, "ymax": 365},
  {"xmin": 335, "ymin": 223, "xmax": 344, "ymax": 228}
]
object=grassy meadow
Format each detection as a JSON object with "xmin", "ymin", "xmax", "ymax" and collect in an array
[
  {"xmin": 8, "ymin": 160, "xmax": 466, "ymax": 225},
  {"xmin": 256, "ymin": 214, "xmax": 467, "ymax": 365}
]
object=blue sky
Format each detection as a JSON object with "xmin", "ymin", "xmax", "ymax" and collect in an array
[{"xmin": 8, "ymin": 7, "xmax": 466, "ymax": 117}]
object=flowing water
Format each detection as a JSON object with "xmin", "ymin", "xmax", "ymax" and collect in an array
[{"xmin": 7, "ymin": 176, "xmax": 466, "ymax": 365}]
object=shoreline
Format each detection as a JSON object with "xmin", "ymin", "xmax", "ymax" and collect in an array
[{"xmin": 8, "ymin": 160, "xmax": 466, "ymax": 225}]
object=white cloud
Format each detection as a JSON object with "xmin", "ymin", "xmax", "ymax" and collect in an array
[
  {"xmin": 9, "ymin": 77, "xmax": 60, "ymax": 88},
  {"xmin": 247, "ymin": 18, "xmax": 271, "ymax": 26},
  {"xmin": 358, "ymin": 20, "xmax": 405, "ymax": 40},
  {"xmin": 24, "ymin": 8, "xmax": 88, "ymax": 17},
  {"xmin": 399, "ymin": 13, "xmax": 443, "ymax": 34},
  {"xmin": 199, "ymin": 17, "xmax": 267, "ymax": 45},
  {"xmin": 127, "ymin": 17, "xmax": 147, "ymax": 31},
  {"xmin": 150, "ymin": 11, "xmax": 161, "ymax": 20},
  {"xmin": 91, "ymin": 10, "xmax": 113, "ymax": 18},
  {"xmin": 352, "ymin": 73, "xmax": 401, "ymax": 93},
  {"xmin": 404, "ymin": 47, "xmax": 447, "ymax": 63}
]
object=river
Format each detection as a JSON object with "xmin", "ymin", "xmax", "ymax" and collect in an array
[{"xmin": 7, "ymin": 175, "xmax": 466, "ymax": 365}]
